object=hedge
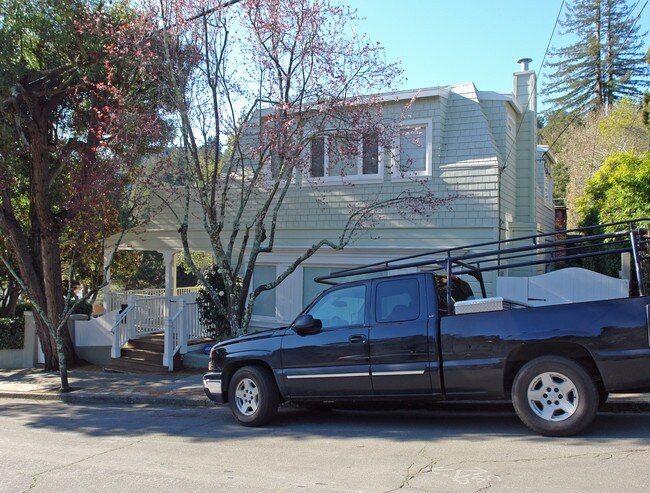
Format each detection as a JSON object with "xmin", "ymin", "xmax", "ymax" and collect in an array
[{"xmin": 0, "ymin": 317, "xmax": 24, "ymax": 350}]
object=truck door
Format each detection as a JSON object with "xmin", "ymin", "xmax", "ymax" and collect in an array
[
  {"xmin": 369, "ymin": 276, "xmax": 441, "ymax": 395},
  {"xmin": 281, "ymin": 283, "xmax": 372, "ymax": 397}
]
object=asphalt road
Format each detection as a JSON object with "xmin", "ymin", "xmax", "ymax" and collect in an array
[{"xmin": 1, "ymin": 399, "xmax": 649, "ymax": 493}]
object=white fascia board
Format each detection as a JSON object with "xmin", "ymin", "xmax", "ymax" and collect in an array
[
  {"xmin": 377, "ymin": 86, "xmax": 451, "ymax": 103},
  {"xmin": 256, "ymin": 87, "xmax": 452, "ymax": 118},
  {"xmin": 537, "ymin": 145, "xmax": 556, "ymax": 164},
  {"xmin": 477, "ymin": 91, "xmax": 523, "ymax": 115}
]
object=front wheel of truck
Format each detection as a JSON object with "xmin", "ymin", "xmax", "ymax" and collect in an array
[
  {"xmin": 228, "ymin": 366, "xmax": 279, "ymax": 427},
  {"xmin": 512, "ymin": 356, "xmax": 598, "ymax": 437}
]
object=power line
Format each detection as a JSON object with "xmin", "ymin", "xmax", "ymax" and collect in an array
[
  {"xmin": 541, "ymin": 0, "xmax": 649, "ymax": 158},
  {"xmin": 503, "ymin": 0, "xmax": 565, "ymax": 169}
]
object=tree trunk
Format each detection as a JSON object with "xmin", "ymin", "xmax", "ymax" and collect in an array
[
  {"xmin": 595, "ymin": 1, "xmax": 604, "ymax": 107},
  {"xmin": 0, "ymin": 278, "xmax": 21, "ymax": 317},
  {"xmin": 34, "ymin": 314, "xmax": 58, "ymax": 370},
  {"xmin": 604, "ymin": 0, "xmax": 614, "ymax": 110},
  {"xmin": 28, "ymin": 96, "xmax": 77, "ymax": 373},
  {"xmin": 57, "ymin": 324, "xmax": 71, "ymax": 392}
]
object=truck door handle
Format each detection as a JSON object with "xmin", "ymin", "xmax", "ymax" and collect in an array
[{"xmin": 349, "ymin": 335, "xmax": 366, "ymax": 344}]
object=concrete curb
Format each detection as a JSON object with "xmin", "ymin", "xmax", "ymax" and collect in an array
[
  {"xmin": 0, "ymin": 391, "xmax": 218, "ymax": 407},
  {"xmin": 1, "ymin": 391, "xmax": 648, "ymax": 413}
]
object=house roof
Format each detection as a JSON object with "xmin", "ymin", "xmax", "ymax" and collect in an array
[{"xmin": 258, "ymin": 83, "xmax": 524, "ymax": 118}]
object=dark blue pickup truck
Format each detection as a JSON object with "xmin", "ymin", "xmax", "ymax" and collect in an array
[{"xmin": 203, "ymin": 221, "xmax": 650, "ymax": 436}]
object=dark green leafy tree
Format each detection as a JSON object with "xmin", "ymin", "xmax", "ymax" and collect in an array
[
  {"xmin": 641, "ymin": 48, "xmax": 650, "ymax": 130},
  {"xmin": 0, "ymin": 238, "xmax": 22, "ymax": 318},
  {"xmin": 110, "ymin": 251, "xmax": 165, "ymax": 291},
  {"xmin": 544, "ymin": 0, "xmax": 648, "ymax": 114},
  {"xmin": 538, "ymin": 109, "xmax": 574, "ymax": 199},
  {"xmin": 576, "ymin": 151, "xmax": 650, "ymax": 284},
  {"xmin": 176, "ymin": 251, "xmax": 212, "ymax": 287},
  {"xmin": 577, "ymin": 152, "xmax": 650, "ymax": 226},
  {"xmin": 555, "ymin": 100, "xmax": 649, "ymax": 226},
  {"xmin": 0, "ymin": 0, "xmax": 169, "ymax": 389}
]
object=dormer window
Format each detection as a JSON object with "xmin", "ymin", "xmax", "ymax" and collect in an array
[
  {"xmin": 309, "ymin": 131, "xmax": 382, "ymax": 182},
  {"xmin": 392, "ymin": 118, "xmax": 433, "ymax": 180}
]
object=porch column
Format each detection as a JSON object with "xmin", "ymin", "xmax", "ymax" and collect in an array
[
  {"xmin": 162, "ymin": 250, "xmax": 177, "ymax": 299},
  {"xmin": 102, "ymin": 250, "xmax": 111, "ymax": 313}
]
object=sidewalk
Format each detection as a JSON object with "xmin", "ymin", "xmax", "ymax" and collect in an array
[
  {"xmin": 1, "ymin": 365, "xmax": 650, "ymax": 412},
  {"xmin": 0, "ymin": 365, "xmax": 216, "ymax": 407}
]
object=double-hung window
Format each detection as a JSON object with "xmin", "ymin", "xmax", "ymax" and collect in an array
[
  {"xmin": 252, "ymin": 265, "xmax": 277, "ymax": 318},
  {"xmin": 392, "ymin": 118, "xmax": 433, "ymax": 179},
  {"xmin": 309, "ymin": 131, "xmax": 381, "ymax": 182}
]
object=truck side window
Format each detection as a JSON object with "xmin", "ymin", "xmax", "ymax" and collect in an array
[
  {"xmin": 376, "ymin": 279, "xmax": 420, "ymax": 323},
  {"xmin": 307, "ymin": 285, "xmax": 366, "ymax": 328},
  {"xmin": 436, "ymin": 275, "xmax": 474, "ymax": 315}
]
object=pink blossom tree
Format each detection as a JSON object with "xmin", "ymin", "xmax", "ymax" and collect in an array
[{"xmin": 151, "ymin": 0, "xmax": 451, "ymax": 336}]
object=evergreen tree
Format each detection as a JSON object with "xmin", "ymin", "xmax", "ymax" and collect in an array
[
  {"xmin": 642, "ymin": 48, "xmax": 650, "ymax": 129},
  {"xmin": 543, "ymin": 0, "xmax": 648, "ymax": 114}
]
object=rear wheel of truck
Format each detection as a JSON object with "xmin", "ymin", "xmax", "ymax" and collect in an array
[
  {"xmin": 512, "ymin": 356, "xmax": 598, "ymax": 437},
  {"xmin": 228, "ymin": 366, "xmax": 279, "ymax": 427}
]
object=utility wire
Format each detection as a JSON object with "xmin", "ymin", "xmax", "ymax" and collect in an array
[
  {"xmin": 541, "ymin": 0, "xmax": 649, "ymax": 157},
  {"xmin": 503, "ymin": 0, "xmax": 564, "ymax": 168}
]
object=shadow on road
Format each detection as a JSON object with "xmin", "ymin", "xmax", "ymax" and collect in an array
[{"xmin": 2, "ymin": 400, "xmax": 649, "ymax": 445}]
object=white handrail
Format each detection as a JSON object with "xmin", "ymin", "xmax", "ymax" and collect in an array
[
  {"xmin": 109, "ymin": 301, "xmax": 137, "ymax": 358},
  {"xmin": 164, "ymin": 300, "xmax": 186, "ymax": 371},
  {"xmin": 108, "ymin": 293, "xmax": 212, "ymax": 371}
]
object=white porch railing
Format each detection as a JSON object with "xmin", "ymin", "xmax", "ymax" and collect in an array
[
  {"xmin": 164, "ymin": 300, "xmax": 184, "ymax": 371},
  {"xmin": 175, "ymin": 286, "xmax": 202, "ymax": 296},
  {"xmin": 106, "ymin": 286, "xmax": 202, "ymax": 313},
  {"xmin": 110, "ymin": 294, "xmax": 212, "ymax": 371}
]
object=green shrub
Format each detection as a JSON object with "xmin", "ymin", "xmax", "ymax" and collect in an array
[
  {"xmin": 196, "ymin": 266, "xmax": 233, "ymax": 340},
  {"xmin": 15, "ymin": 303, "xmax": 32, "ymax": 318},
  {"xmin": 0, "ymin": 317, "xmax": 24, "ymax": 350},
  {"xmin": 67, "ymin": 299, "xmax": 93, "ymax": 316}
]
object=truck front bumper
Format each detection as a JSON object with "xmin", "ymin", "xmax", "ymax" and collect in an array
[{"xmin": 203, "ymin": 371, "xmax": 224, "ymax": 403}]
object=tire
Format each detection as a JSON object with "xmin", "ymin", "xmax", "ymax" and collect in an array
[
  {"xmin": 512, "ymin": 356, "xmax": 598, "ymax": 437},
  {"xmin": 598, "ymin": 389, "xmax": 610, "ymax": 410},
  {"xmin": 228, "ymin": 366, "xmax": 279, "ymax": 427}
]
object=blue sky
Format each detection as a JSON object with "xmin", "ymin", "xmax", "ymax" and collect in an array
[{"xmin": 349, "ymin": 0, "xmax": 650, "ymax": 111}]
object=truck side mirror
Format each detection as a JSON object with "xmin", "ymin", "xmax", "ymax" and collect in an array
[{"xmin": 292, "ymin": 314, "xmax": 322, "ymax": 335}]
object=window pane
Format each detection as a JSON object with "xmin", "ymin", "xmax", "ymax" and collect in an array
[
  {"xmin": 399, "ymin": 126, "xmax": 426, "ymax": 172},
  {"xmin": 327, "ymin": 135, "xmax": 358, "ymax": 177},
  {"xmin": 252, "ymin": 265, "xmax": 276, "ymax": 317},
  {"xmin": 362, "ymin": 132, "xmax": 379, "ymax": 175},
  {"xmin": 311, "ymin": 137, "xmax": 324, "ymax": 177},
  {"xmin": 307, "ymin": 284, "xmax": 366, "ymax": 328},
  {"xmin": 271, "ymin": 150, "xmax": 280, "ymax": 179},
  {"xmin": 376, "ymin": 279, "xmax": 420, "ymax": 323},
  {"xmin": 303, "ymin": 266, "xmax": 335, "ymax": 306}
]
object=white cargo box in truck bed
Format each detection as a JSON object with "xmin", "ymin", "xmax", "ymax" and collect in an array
[{"xmin": 496, "ymin": 267, "xmax": 629, "ymax": 307}]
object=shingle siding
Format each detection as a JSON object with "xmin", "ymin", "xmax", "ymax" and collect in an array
[{"xmin": 111, "ymin": 69, "xmax": 555, "ymax": 326}]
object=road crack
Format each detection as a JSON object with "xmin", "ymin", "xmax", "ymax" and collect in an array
[
  {"xmin": 22, "ymin": 438, "xmax": 145, "ymax": 493},
  {"xmin": 389, "ymin": 447, "xmax": 440, "ymax": 492}
]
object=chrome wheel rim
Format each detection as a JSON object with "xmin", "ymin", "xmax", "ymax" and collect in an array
[
  {"xmin": 527, "ymin": 371, "xmax": 579, "ymax": 422},
  {"xmin": 234, "ymin": 377, "xmax": 259, "ymax": 416}
]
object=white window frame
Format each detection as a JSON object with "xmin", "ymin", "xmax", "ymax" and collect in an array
[
  {"xmin": 259, "ymin": 148, "xmax": 297, "ymax": 188},
  {"xmin": 306, "ymin": 131, "xmax": 383, "ymax": 185},
  {"xmin": 391, "ymin": 118, "xmax": 433, "ymax": 181},
  {"xmin": 250, "ymin": 264, "xmax": 278, "ymax": 321}
]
